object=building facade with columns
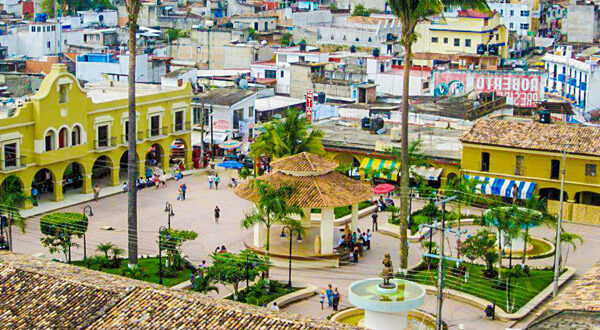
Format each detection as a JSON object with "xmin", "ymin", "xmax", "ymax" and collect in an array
[{"xmin": 0, "ymin": 64, "xmax": 192, "ymax": 208}]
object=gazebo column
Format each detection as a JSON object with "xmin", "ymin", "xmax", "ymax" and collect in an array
[
  {"xmin": 253, "ymin": 223, "xmax": 265, "ymax": 248},
  {"xmin": 301, "ymin": 208, "xmax": 312, "ymax": 228},
  {"xmin": 320, "ymin": 207, "xmax": 335, "ymax": 254},
  {"xmin": 351, "ymin": 203, "xmax": 359, "ymax": 231}
]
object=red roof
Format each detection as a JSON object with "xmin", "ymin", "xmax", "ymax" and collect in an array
[
  {"xmin": 254, "ymin": 59, "xmax": 276, "ymax": 65},
  {"xmin": 255, "ymin": 78, "xmax": 276, "ymax": 84},
  {"xmin": 458, "ymin": 9, "xmax": 495, "ymax": 19}
]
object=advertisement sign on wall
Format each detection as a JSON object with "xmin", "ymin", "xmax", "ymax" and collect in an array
[
  {"xmin": 432, "ymin": 70, "xmax": 544, "ymax": 108},
  {"xmin": 306, "ymin": 89, "xmax": 314, "ymax": 122}
]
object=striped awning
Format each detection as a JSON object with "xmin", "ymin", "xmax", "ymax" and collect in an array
[
  {"xmin": 411, "ymin": 166, "xmax": 443, "ymax": 181},
  {"xmin": 464, "ymin": 175, "xmax": 536, "ymax": 200},
  {"xmin": 360, "ymin": 158, "xmax": 400, "ymax": 182}
]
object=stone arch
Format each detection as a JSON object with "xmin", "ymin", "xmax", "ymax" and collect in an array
[
  {"xmin": 43, "ymin": 127, "xmax": 57, "ymax": 151},
  {"xmin": 71, "ymin": 123, "xmax": 83, "ymax": 146},
  {"xmin": 538, "ymin": 187, "xmax": 567, "ymax": 202},
  {"xmin": 119, "ymin": 150, "xmax": 140, "ymax": 181},
  {"xmin": 446, "ymin": 172, "xmax": 458, "ymax": 185},
  {"xmin": 58, "ymin": 125, "xmax": 70, "ymax": 149},
  {"xmin": 145, "ymin": 143, "xmax": 164, "ymax": 168},
  {"xmin": 170, "ymin": 138, "xmax": 187, "ymax": 168},
  {"xmin": 91, "ymin": 155, "xmax": 113, "ymax": 187},
  {"xmin": 61, "ymin": 161, "xmax": 85, "ymax": 195},
  {"xmin": 31, "ymin": 168, "xmax": 57, "ymax": 202},
  {"xmin": 574, "ymin": 191, "xmax": 600, "ymax": 206}
]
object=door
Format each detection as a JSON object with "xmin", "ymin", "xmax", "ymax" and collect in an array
[{"xmin": 98, "ymin": 125, "xmax": 109, "ymax": 147}]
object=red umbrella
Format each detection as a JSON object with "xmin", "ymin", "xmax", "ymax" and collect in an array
[{"xmin": 373, "ymin": 183, "xmax": 395, "ymax": 194}]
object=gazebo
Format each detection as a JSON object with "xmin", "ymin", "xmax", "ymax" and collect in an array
[{"xmin": 235, "ymin": 152, "xmax": 373, "ymax": 265}]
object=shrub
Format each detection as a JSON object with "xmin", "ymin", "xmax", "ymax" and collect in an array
[{"xmin": 40, "ymin": 212, "xmax": 88, "ymax": 236}]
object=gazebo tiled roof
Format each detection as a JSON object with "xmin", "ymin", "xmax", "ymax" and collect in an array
[
  {"xmin": 236, "ymin": 153, "xmax": 373, "ymax": 208},
  {"xmin": 270, "ymin": 152, "xmax": 339, "ymax": 174},
  {"xmin": 0, "ymin": 252, "xmax": 355, "ymax": 329}
]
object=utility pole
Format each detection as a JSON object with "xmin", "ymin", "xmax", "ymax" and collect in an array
[
  {"xmin": 553, "ymin": 149, "xmax": 567, "ymax": 297},
  {"xmin": 421, "ymin": 195, "xmax": 459, "ymax": 330},
  {"xmin": 210, "ymin": 104, "xmax": 214, "ymax": 161}
]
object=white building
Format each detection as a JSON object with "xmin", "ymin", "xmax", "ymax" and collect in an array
[
  {"xmin": 77, "ymin": 10, "xmax": 118, "ymax": 27},
  {"xmin": 0, "ymin": 22, "xmax": 61, "ymax": 58},
  {"xmin": 488, "ymin": 2, "xmax": 534, "ymax": 36},
  {"xmin": 75, "ymin": 53, "xmax": 167, "ymax": 84},
  {"xmin": 563, "ymin": 5, "xmax": 599, "ymax": 43},
  {"xmin": 366, "ymin": 56, "xmax": 431, "ymax": 96},
  {"xmin": 316, "ymin": 18, "xmax": 402, "ymax": 54},
  {"xmin": 543, "ymin": 45, "xmax": 600, "ymax": 121}
]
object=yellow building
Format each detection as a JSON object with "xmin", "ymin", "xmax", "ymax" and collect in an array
[
  {"xmin": 0, "ymin": 64, "xmax": 192, "ymax": 207},
  {"xmin": 413, "ymin": 9, "xmax": 509, "ymax": 62},
  {"xmin": 461, "ymin": 118, "xmax": 600, "ymax": 223}
]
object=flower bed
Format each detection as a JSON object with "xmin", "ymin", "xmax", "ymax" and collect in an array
[{"xmin": 225, "ymin": 280, "xmax": 298, "ymax": 307}]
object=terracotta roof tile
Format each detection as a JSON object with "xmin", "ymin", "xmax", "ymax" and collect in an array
[
  {"xmin": 270, "ymin": 152, "xmax": 339, "ymax": 173},
  {"xmin": 461, "ymin": 118, "xmax": 600, "ymax": 157}
]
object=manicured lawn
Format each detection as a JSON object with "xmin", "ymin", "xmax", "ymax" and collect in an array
[
  {"xmin": 226, "ymin": 281, "xmax": 297, "ymax": 306},
  {"xmin": 73, "ymin": 257, "xmax": 191, "ymax": 287},
  {"xmin": 408, "ymin": 261, "xmax": 554, "ymax": 312},
  {"xmin": 508, "ymin": 238, "xmax": 553, "ymax": 259}
]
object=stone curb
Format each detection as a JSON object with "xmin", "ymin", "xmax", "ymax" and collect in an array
[
  {"xmin": 267, "ymin": 282, "xmax": 317, "ymax": 309},
  {"xmin": 417, "ymin": 266, "xmax": 576, "ymax": 321},
  {"xmin": 379, "ymin": 219, "xmax": 477, "ymax": 242}
]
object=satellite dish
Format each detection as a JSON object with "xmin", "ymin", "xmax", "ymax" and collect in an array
[{"xmin": 239, "ymin": 79, "xmax": 248, "ymax": 89}]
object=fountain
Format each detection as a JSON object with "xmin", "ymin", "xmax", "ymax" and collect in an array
[{"xmin": 347, "ymin": 254, "xmax": 427, "ymax": 330}]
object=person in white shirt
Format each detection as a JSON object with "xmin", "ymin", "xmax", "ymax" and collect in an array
[{"xmin": 271, "ymin": 302, "xmax": 280, "ymax": 311}]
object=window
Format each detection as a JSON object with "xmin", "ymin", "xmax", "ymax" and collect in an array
[
  {"xmin": 515, "ymin": 155, "xmax": 524, "ymax": 175},
  {"xmin": 47, "ymin": 41, "xmax": 50, "ymax": 49},
  {"xmin": 45, "ymin": 130, "xmax": 55, "ymax": 151},
  {"xmin": 280, "ymin": 70, "xmax": 284, "ymax": 78},
  {"xmin": 454, "ymin": 38, "xmax": 460, "ymax": 46},
  {"xmin": 71, "ymin": 126, "xmax": 81, "ymax": 145},
  {"xmin": 481, "ymin": 152, "xmax": 490, "ymax": 172},
  {"xmin": 550, "ymin": 159, "xmax": 560, "ymax": 179},
  {"xmin": 52, "ymin": 26, "xmax": 55, "ymax": 31},
  {"xmin": 586, "ymin": 164, "xmax": 597, "ymax": 176},
  {"xmin": 355, "ymin": 37, "xmax": 360, "ymax": 42},
  {"xmin": 175, "ymin": 111, "xmax": 184, "ymax": 131},
  {"xmin": 3, "ymin": 142, "xmax": 17, "ymax": 168},
  {"xmin": 496, "ymin": 34, "xmax": 499, "ymax": 41},
  {"xmin": 264, "ymin": 22, "xmax": 268, "ymax": 31},
  {"xmin": 521, "ymin": 10, "xmax": 530, "ymax": 17},
  {"xmin": 248, "ymin": 106, "xmax": 254, "ymax": 118},
  {"xmin": 520, "ymin": 23, "xmax": 529, "ymax": 30},
  {"xmin": 37, "ymin": 26, "xmax": 41, "ymax": 32},
  {"xmin": 510, "ymin": 22, "xmax": 514, "ymax": 29},
  {"xmin": 97, "ymin": 125, "xmax": 109, "ymax": 147},
  {"xmin": 443, "ymin": 37, "xmax": 448, "ymax": 44},
  {"xmin": 58, "ymin": 84, "xmax": 69, "ymax": 104},
  {"xmin": 465, "ymin": 39, "xmax": 471, "ymax": 47},
  {"xmin": 30, "ymin": 26, "xmax": 35, "ymax": 32},
  {"xmin": 58, "ymin": 127, "xmax": 68, "ymax": 148},
  {"xmin": 368, "ymin": 37, "xmax": 372, "ymax": 42},
  {"xmin": 510, "ymin": 10, "xmax": 514, "ymax": 16},
  {"xmin": 432, "ymin": 37, "xmax": 438, "ymax": 43},
  {"xmin": 150, "ymin": 115, "xmax": 160, "ymax": 136},
  {"xmin": 265, "ymin": 69, "xmax": 276, "ymax": 79},
  {"xmin": 330, "ymin": 35, "xmax": 334, "ymax": 40}
]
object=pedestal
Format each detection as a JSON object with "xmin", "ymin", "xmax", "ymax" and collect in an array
[{"xmin": 364, "ymin": 310, "xmax": 408, "ymax": 330}]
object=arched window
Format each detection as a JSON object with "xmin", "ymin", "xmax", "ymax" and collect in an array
[
  {"xmin": 58, "ymin": 127, "xmax": 69, "ymax": 148},
  {"xmin": 71, "ymin": 125, "xmax": 81, "ymax": 146},
  {"xmin": 45, "ymin": 130, "xmax": 55, "ymax": 151}
]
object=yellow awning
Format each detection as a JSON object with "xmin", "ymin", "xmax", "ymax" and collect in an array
[{"xmin": 360, "ymin": 158, "xmax": 400, "ymax": 182}]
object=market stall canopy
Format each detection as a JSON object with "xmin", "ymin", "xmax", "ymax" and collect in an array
[
  {"xmin": 360, "ymin": 158, "xmax": 400, "ymax": 182},
  {"xmin": 217, "ymin": 160, "xmax": 244, "ymax": 169},
  {"xmin": 219, "ymin": 140, "xmax": 242, "ymax": 150},
  {"xmin": 236, "ymin": 152, "xmax": 372, "ymax": 208},
  {"xmin": 464, "ymin": 175, "xmax": 536, "ymax": 200},
  {"xmin": 411, "ymin": 166, "xmax": 443, "ymax": 181}
]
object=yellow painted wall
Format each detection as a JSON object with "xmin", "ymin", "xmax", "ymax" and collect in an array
[
  {"xmin": 0, "ymin": 64, "xmax": 193, "ymax": 207},
  {"xmin": 462, "ymin": 143, "xmax": 600, "ymax": 202}
]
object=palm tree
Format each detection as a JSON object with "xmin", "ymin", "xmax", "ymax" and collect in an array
[
  {"xmin": 0, "ymin": 175, "xmax": 28, "ymax": 250},
  {"xmin": 485, "ymin": 206, "xmax": 519, "ymax": 271},
  {"xmin": 444, "ymin": 175, "xmax": 482, "ymax": 230},
  {"xmin": 389, "ymin": 0, "xmax": 489, "ymax": 271},
  {"xmin": 124, "ymin": 0, "xmax": 142, "ymax": 267},
  {"xmin": 96, "ymin": 242, "xmax": 115, "ymax": 259},
  {"xmin": 519, "ymin": 195, "xmax": 549, "ymax": 264},
  {"xmin": 250, "ymin": 108, "xmax": 325, "ymax": 160},
  {"xmin": 110, "ymin": 246, "xmax": 125, "ymax": 267},
  {"xmin": 559, "ymin": 230, "xmax": 582, "ymax": 271},
  {"xmin": 193, "ymin": 273, "xmax": 219, "ymax": 294},
  {"xmin": 240, "ymin": 180, "xmax": 303, "ymax": 279}
]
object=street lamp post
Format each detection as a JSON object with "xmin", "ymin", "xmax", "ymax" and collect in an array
[
  {"xmin": 280, "ymin": 225, "xmax": 302, "ymax": 289},
  {"xmin": 210, "ymin": 104, "xmax": 214, "ymax": 161},
  {"xmin": 164, "ymin": 202, "xmax": 175, "ymax": 229},
  {"xmin": 82, "ymin": 205, "xmax": 93, "ymax": 260},
  {"xmin": 158, "ymin": 226, "xmax": 168, "ymax": 285}
]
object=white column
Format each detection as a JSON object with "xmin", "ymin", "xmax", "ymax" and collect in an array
[
  {"xmin": 320, "ymin": 207, "xmax": 335, "ymax": 254},
  {"xmin": 351, "ymin": 203, "xmax": 359, "ymax": 231},
  {"xmin": 301, "ymin": 207, "xmax": 312, "ymax": 228},
  {"xmin": 253, "ymin": 222, "xmax": 265, "ymax": 248}
]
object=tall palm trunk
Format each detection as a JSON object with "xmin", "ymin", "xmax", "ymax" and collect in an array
[
  {"xmin": 399, "ymin": 37, "xmax": 412, "ymax": 271},
  {"xmin": 522, "ymin": 228, "xmax": 529, "ymax": 264},
  {"xmin": 126, "ymin": 2, "xmax": 141, "ymax": 267}
]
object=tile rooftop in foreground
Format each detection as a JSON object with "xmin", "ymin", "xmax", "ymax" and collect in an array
[{"xmin": 0, "ymin": 252, "xmax": 354, "ymax": 329}]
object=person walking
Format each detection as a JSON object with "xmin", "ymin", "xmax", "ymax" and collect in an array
[
  {"xmin": 214, "ymin": 206, "xmax": 220, "ymax": 224},
  {"xmin": 208, "ymin": 174, "xmax": 214, "ymax": 190},
  {"xmin": 93, "ymin": 184, "xmax": 101, "ymax": 201},
  {"xmin": 180, "ymin": 183, "xmax": 187, "ymax": 200},
  {"xmin": 326, "ymin": 284, "xmax": 333, "ymax": 307},
  {"xmin": 371, "ymin": 210, "xmax": 378, "ymax": 232},
  {"xmin": 31, "ymin": 187, "xmax": 38, "ymax": 206},
  {"xmin": 177, "ymin": 186, "xmax": 183, "ymax": 200},
  {"xmin": 319, "ymin": 290, "xmax": 326, "ymax": 309},
  {"xmin": 366, "ymin": 229, "xmax": 372, "ymax": 249},
  {"xmin": 332, "ymin": 288, "xmax": 340, "ymax": 311},
  {"xmin": 214, "ymin": 174, "xmax": 220, "ymax": 190}
]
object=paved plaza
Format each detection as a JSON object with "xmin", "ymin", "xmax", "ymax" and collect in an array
[{"xmin": 11, "ymin": 170, "xmax": 600, "ymax": 329}]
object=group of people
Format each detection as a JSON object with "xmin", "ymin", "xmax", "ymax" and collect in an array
[
  {"xmin": 207, "ymin": 174, "xmax": 220, "ymax": 190},
  {"xmin": 376, "ymin": 195, "xmax": 395, "ymax": 212},
  {"xmin": 319, "ymin": 284, "xmax": 341, "ymax": 311},
  {"xmin": 214, "ymin": 245, "xmax": 227, "ymax": 253},
  {"xmin": 338, "ymin": 228, "xmax": 372, "ymax": 264}
]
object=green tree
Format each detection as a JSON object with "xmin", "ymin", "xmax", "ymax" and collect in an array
[
  {"xmin": 96, "ymin": 242, "xmax": 115, "ymax": 259},
  {"xmin": 519, "ymin": 195, "xmax": 550, "ymax": 264},
  {"xmin": 40, "ymin": 228, "xmax": 80, "ymax": 263},
  {"xmin": 39, "ymin": 212, "xmax": 88, "ymax": 262},
  {"xmin": 120, "ymin": 264, "xmax": 146, "ymax": 279},
  {"xmin": 209, "ymin": 250, "xmax": 269, "ymax": 299},
  {"xmin": 390, "ymin": 0, "xmax": 489, "ymax": 272},
  {"xmin": 125, "ymin": 0, "xmax": 142, "ymax": 268},
  {"xmin": 163, "ymin": 28, "xmax": 181, "ymax": 43},
  {"xmin": 329, "ymin": 2, "xmax": 338, "ymax": 10},
  {"xmin": 193, "ymin": 273, "xmax": 219, "ymax": 294},
  {"xmin": 0, "ymin": 175, "xmax": 28, "ymax": 250},
  {"xmin": 499, "ymin": 264, "xmax": 530, "ymax": 312},
  {"xmin": 444, "ymin": 175, "xmax": 482, "ymax": 230},
  {"xmin": 249, "ymin": 108, "xmax": 325, "ymax": 160},
  {"xmin": 110, "ymin": 246, "xmax": 125, "ymax": 267},
  {"xmin": 559, "ymin": 230, "xmax": 582, "ymax": 271},
  {"xmin": 485, "ymin": 206, "xmax": 520, "ymax": 272},
  {"xmin": 159, "ymin": 228, "xmax": 198, "ymax": 270},
  {"xmin": 247, "ymin": 28, "xmax": 257, "ymax": 40},
  {"xmin": 241, "ymin": 180, "xmax": 303, "ymax": 279},
  {"xmin": 459, "ymin": 228, "xmax": 498, "ymax": 278},
  {"xmin": 352, "ymin": 4, "xmax": 367, "ymax": 16},
  {"xmin": 281, "ymin": 32, "xmax": 293, "ymax": 46}
]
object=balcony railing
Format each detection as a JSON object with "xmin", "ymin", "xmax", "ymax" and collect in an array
[
  {"xmin": 1, "ymin": 155, "xmax": 27, "ymax": 172},
  {"xmin": 172, "ymin": 121, "xmax": 191, "ymax": 133},
  {"xmin": 148, "ymin": 126, "xmax": 168, "ymax": 139},
  {"xmin": 121, "ymin": 132, "xmax": 144, "ymax": 144},
  {"xmin": 95, "ymin": 137, "xmax": 116, "ymax": 149}
]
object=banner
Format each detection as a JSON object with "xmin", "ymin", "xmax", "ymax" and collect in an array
[{"xmin": 432, "ymin": 70, "xmax": 544, "ymax": 108}]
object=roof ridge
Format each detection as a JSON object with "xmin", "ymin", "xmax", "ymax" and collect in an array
[
  {"xmin": 304, "ymin": 152, "xmax": 317, "ymax": 171},
  {"xmin": 311, "ymin": 175, "xmax": 327, "ymax": 206}
]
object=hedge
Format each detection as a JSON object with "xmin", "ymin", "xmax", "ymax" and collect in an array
[{"xmin": 40, "ymin": 212, "xmax": 88, "ymax": 236}]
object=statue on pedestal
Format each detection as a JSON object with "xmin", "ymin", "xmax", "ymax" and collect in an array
[{"xmin": 381, "ymin": 253, "xmax": 394, "ymax": 287}]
